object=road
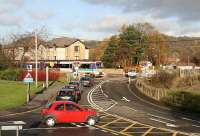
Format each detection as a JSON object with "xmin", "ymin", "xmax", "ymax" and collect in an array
[
  {"xmin": 0, "ymin": 75, "xmax": 200, "ymax": 136},
  {"xmin": 88, "ymin": 75, "xmax": 200, "ymax": 135}
]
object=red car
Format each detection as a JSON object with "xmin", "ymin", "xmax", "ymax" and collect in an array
[{"xmin": 41, "ymin": 101, "xmax": 99, "ymax": 127}]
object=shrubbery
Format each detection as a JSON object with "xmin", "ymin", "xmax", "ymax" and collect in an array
[
  {"xmin": 162, "ymin": 90, "xmax": 200, "ymax": 113},
  {"xmin": 0, "ymin": 69, "xmax": 22, "ymax": 81},
  {"xmin": 148, "ymin": 70, "xmax": 177, "ymax": 88}
]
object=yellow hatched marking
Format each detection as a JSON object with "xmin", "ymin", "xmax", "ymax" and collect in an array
[
  {"xmin": 100, "ymin": 114, "xmax": 111, "ymax": 118},
  {"xmin": 142, "ymin": 127, "xmax": 154, "ymax": 136},
  {"xmin": 101, "ymin": 118, "xmax": 121, "ymax": 127},
  {"xmin": 120, "ymin": 123, "xmax": 136, "ymax": 132},
  {"xmin": 93, "ymin": 108, "xmax": 188, "ymax": 135},
  {"xmin": 95, "ymin": 124, "xmax": 131, "ymax": 136}
]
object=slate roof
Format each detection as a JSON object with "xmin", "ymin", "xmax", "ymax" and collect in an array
[{"xmin": 47, "ymin": 37, "xmax": 89, "ymax": 49}]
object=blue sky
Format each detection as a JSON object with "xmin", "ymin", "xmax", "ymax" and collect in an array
[{"xmin": 1, "ymin": 0, "xmax": 200, "ymax": 40}]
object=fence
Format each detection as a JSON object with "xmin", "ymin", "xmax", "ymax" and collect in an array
[
  {"xmin": 135, "ymin": 79, "xmax": 169, "ymax": 101},
  {"xmin": 179, "ymin": 68, "xmax": 200, "ymax": 77}
]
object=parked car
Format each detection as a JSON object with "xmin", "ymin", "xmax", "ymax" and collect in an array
[
  {"xmin": 56, "ymin": 88, "xmax": 79, "ymax": 102},
  {"xmin": 68, "ymin": 81, "xmax": 82, "ymax": 91},
  {"xmin": 41, "ymin": 101, "xmax": 99, "ymax": 127},
  {"xmin": 64, "ymin": 85, "xmax": 81, "ymax": 100},
  {"xmin": 80, "ymin": 76, "xmax": 94, "ymax": 87}
]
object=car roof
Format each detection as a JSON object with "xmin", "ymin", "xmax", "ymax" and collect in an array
[
  {"xmin": 69, "ymin": 81, "xmax": 79, "ymax": 83},
  {"xmin": 60, "ymin": 88, "xmax": 75, "ymax": 91},
  {"xmin": 51, "ymin": 101, "xmax": 78, "ymax": 105},
  {"xmin": 81, "ymin": 76, "xmax": 90, "ymax": 80}
]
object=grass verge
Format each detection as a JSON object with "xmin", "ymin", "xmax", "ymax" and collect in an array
[{"xmin": 0, "ymin": 80, "xmax": 44, "ymax": 110}]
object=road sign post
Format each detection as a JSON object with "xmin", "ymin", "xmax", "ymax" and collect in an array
[
  {"xmin": 23, "ymin": 72, "xmax": 33, "ymax": 103},
  {"xmin": 26, "ymin": 83, "xmax": 30, "ymax": 103},
  {"xmin": 46, "ymin": 66, "xmax": 49, "ymax": 88}
]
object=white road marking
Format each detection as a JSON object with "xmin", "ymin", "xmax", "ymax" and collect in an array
[
  {"xmin": 101, "ymin": 129, "xmax": 108, "ymax": 133},
  {"xmin": 150, "ymin": 118, "xmax": 168, "ymax": 124},
  {"xmin": 105, "ymin": 102, "xmax": 118, "ymax": 111},
  {"xmin": 148, "ymin": 114, "xmax": 176, "ymax": 122},
  {"xmin": 182, "ymin": 117, "xmax": 200, "ymax": 124},
  {"xmin": 149, "ymin": 118, "xmax": 178, "ymax": 128},
  {"xmin": 192, "ymin": 125, "xmax": 200, "ymax": 128},
  {"xmin": 23, "ymin": 126, "xmax": 85, "ymax": 131},
  {"xmin": 75, "ymin": 124, "xmax": 82, "ymax": 127},
  {"xmin": 121, "ymin": 97, "xmax": 130, "ymax": 102}
]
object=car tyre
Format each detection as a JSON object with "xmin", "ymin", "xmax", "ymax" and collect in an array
[
  {"xmin": 87, "ymin": 117, "xmax": 96, "ymax": 126},
  {"xmin": 46, "ymin": 117, "xmax": 56, "ymax": 127}
]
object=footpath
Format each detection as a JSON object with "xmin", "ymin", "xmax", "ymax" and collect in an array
[{"xmin": 0, "ymin": 81, "xmax": 65, "ymax": 117}]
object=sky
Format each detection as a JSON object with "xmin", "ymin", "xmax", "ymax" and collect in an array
[{"xmin": 1, "ymin": 0, "xmax": 200, "ymax": 41}]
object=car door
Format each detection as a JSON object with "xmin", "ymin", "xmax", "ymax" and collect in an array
[
  {"xmin": 65, "ymin": 104, "xmax": 85, "ymax": 122},
  {"xmin": 53, "ymin": 103, "xmax": 65, "ymax": 122}
]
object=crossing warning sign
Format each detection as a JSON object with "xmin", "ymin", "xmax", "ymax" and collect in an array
[{"xmin": 23, "ymin": 72, "xmax": 33, "ymax": 83}]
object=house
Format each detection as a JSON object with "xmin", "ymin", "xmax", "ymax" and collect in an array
[
  {"xmin": 47, "ymin": 37, "xmax": 89, "ymax": 61},
  {"xmin": 4, "ymin": 37, "xmax": 90, "ymax": 62}
]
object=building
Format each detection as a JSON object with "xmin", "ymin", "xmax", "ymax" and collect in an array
[
  {"xmin": 4, "ymin": 37, "xmax": 90, "ymax": 62},
  {"xmin": 47, "ymin": 37, "xmax": 89, "ymax": 61}
]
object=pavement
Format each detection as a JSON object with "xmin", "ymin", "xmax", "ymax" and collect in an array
[{"xmin": 0, "ymin": 81, "xmax": 65, "ymax": 117}]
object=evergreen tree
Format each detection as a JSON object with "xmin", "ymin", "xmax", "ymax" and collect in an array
[{"xmin": 101, "ymin": 36, "xmax": 118, "ymax": 68}]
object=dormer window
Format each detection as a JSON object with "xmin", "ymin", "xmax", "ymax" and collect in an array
[{"xmin": 74, "ymin": 46, "xmax": 79, "ymax": 52}]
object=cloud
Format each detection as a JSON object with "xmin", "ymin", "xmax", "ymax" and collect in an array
[
  {"xmin": 0, "ymin": 14, "xmax": 21, "ymax": 26},
  {"xmin": 82, "ymin": 0, "xmax": 200, "ymax": 22},
  {"xmin": 0, "ymin": 0, "xmax": 25, "ymax": 27},
  {"xmin": 0, "ymin": 0, "xmax": 25, "ymax": 13},
  {"xmin": 28, "ymin": 10, "xmax": 55, "ymax": 20},
  {"xmin": 80, "ymin": 0, "xmax": 200, "ymax": 37}
]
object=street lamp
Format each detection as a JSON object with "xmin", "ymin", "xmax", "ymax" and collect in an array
[{"xmin": 35, "ymin": 32, "xmax": 38, "ymax": 88}]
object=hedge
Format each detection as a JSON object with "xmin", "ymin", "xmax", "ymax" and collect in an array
[
  {"xmin": 0, "ymin": 69, "xmax": 22, "ymax": 81},
  {"xmin": 162, "ymin": 90, "xmax": 200, "ymax": 113}
]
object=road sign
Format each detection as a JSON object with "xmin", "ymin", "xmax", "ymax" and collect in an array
[
  {"xmin": 23, "ymin": 72, "xmax": 33, "ymax": 83},
  {"xmin": 49, "ymin": 62, "xmax": 54, "ymax": 67}
]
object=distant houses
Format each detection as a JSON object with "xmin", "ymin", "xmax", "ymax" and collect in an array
[{"xmin": 4, "ymin": 37, "xmax": 90, "ymax": 62}]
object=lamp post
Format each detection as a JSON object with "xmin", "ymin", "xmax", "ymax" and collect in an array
[{"xmin": 35, "ymin": 32, "xmax": 38, "ymax": 88}]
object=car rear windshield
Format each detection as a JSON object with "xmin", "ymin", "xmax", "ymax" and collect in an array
[
  {"xmin": 58, "ymin": 91, "xmax": 74, "ymax": 96},
  {"xmin": 81, "ymin": 77, "xmax": 90, "ymax": 80},
  {"xmin": 69, "ymin": 82, "xmax": 79, "ymax": 85}
]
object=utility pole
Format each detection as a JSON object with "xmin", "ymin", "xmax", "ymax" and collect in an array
[{"xmin": 35, "ymin": 32, "xmax": 38, "ymax": 88}]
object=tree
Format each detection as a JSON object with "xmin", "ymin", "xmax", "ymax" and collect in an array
[
  {"xmin": 101, "ymin": 36, "xmax": 118, "ymax": 68},
  {"xmin": 7, "ymin": 29, "xmax": 48, "ymax": 68},
  {"xmin": 89, "ymin": 39, "xmax": 109, "ymax": 61},
  {"xmin": 0, "ymin": 44, "xmax": 13, "ymax": 69},
  {"xmin": 145, "ymin": 32, "xmax": 169, "ymax": 65},
  {"xmin": 117, "ymin": 24, "xmax": 143, "ymax": 67}
]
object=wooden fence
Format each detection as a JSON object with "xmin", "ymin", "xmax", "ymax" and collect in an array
[{"xmin": 135, "ymin": 79, "xmax": 169, "ymax": 101}]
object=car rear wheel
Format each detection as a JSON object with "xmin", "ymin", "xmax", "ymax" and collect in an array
[
  {"xmin": 46, "ymin": 117, "xmax": 56, "ymax": 127},
  {"xmin": 87, "ymin": 117, "xmax": 96, "ymax": 126}
]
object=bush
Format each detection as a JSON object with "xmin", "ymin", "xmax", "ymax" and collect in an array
[
  {"xmin": 162, "ymin": 90, "xmax": 200, "ymax": 113},
  {"xmin": 0, "ymin": 69, "xmax": 22, "ymax": 81},
  {"xmin": 148, "ymin": 70, "xmax": 177, "ymax": 88}
]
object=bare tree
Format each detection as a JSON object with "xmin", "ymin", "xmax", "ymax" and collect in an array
[{"xmin": 7, "ymin": 28, "xmax": 48, "ymax": 68}]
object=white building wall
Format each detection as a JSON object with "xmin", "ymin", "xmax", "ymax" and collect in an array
[
  {"xmin": 56, "ymin": 48, "xmax": 65, "ymax": 60},
  {"xmin": 85, "ymin": 49, "xmax": 89, "ymax": 60}
]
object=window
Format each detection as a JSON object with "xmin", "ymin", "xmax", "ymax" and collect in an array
[
  {"xmin": 45, "ymin": 103, "xmax": 52, "ymax": 109},
  {"xmin": 65, "ymin": 104, "xmax": 81, "ymax": 111},
  {"xmin": 74, "ymin": 46, "xmax": 79, "ymax": 52},
  {"xmin": 55, "ymin": 104, "xmax": 64, "ymax": 111}
]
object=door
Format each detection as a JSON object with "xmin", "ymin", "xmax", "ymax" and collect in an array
[
  {"xmin": 65, "ymin": 104, "xmax": 86, "ymax": 122},
  {"xmin": 52, "ymin": 104, "xmax": 69, "ymax": 123}
]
